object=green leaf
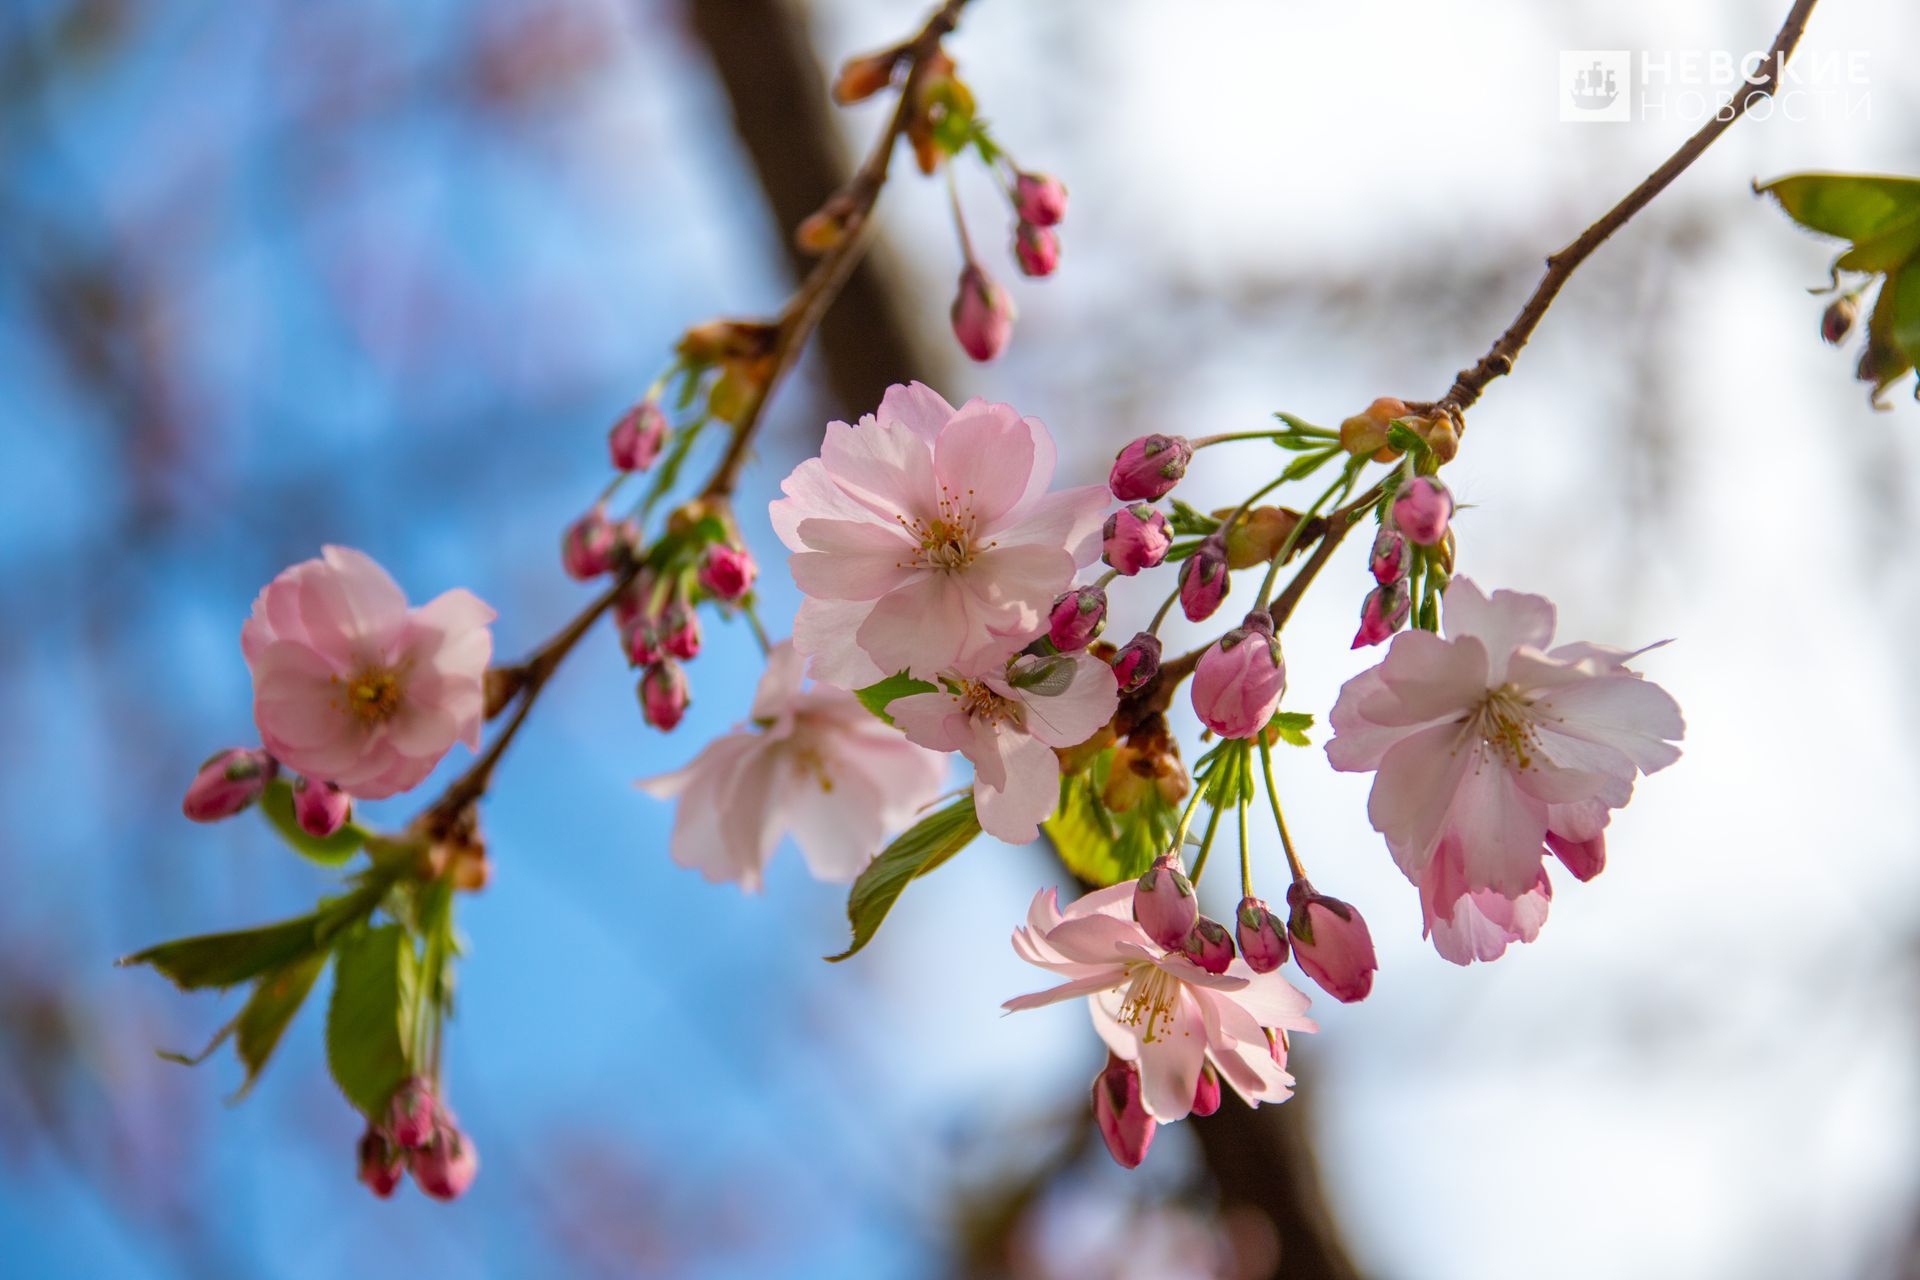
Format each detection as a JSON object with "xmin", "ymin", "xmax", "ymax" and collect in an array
[
  {"xmin": 120, "ymin": 886, "xmax": 376, "ymax": 991},
  {"xmin": 1271, "ymin": 434, "xmax": 1329, "ymax": 452},
  {"xmin": 258, "ymin": 780, "xmax": 367, "ymax": 865},
  {"xmin": 1266, "ymin": 711, "xmax": 1314, "ymax": 747},
  {"xmin": 1759, "ymin": 173, "xmax": 1920, "ymax": 244},
  {"xmin": 232, "ymin": 950, "xmax": 328, "ymax": 1099},
  {"xmin": 1384, "ymin": 422, "xmax": 1429, "ymax": 457},
  {"xmin": 1835, "ymin": 216, "xmax": 1920, "ymax": 274},
  {"xmin": 1042, "ymin": 776, "xmax": 1162, "ymax": 888},
  {"xmin": 1887, "ymin": 259, "xmax": 1920, "ymax": 369},
  {"xmin": 1280, "ymin": 447, "xmax": 1338, "ymax": 481},
  {"xmin": 855, "ymin": 672, "xmax": 937, "ymax": 724},
  {"xmin": 325, "ymin": 924, "xmax": 418, "ymax": 1117},
  {"xmin": 827, "ymin": 797, "xmax": 981, "ymax": 962},
  {"xmin": 1168, "ymin": 500, "xmax": 1221, "ymax": 536}
]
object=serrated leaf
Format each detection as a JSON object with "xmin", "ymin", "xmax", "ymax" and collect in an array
[
  {"xmin": 1168, "ymin": 500, "xmax": 1221, "ymax": 536},
  {"xmin": 1760, "ymin": 173, "xmax": 1920, "ymax": 244},
  {"xmin": 258, "ymin": 780, "xmax": 367, "ymax": 865},
  {"xmin": 1266, "ymin": 711, "xmax": 1314, "ymax": 747},
  {"xmin": 1280, "ymin": 448, "xmax": 1338, "ymax": 481},
  {"xmin": 1835, "ymin": 216, "xmax": 1920, "ymax": 274},
  {"xmin": 855, "ymin": 672, "xmax": 937, "ymax": 724},
  {"xmin": 232, "ymin": 951, "xmax": 328, "ymax": 1099},
  {"xmin": 1042, "ymin": 777, "xmax": 1160, "ymax": 888},
  {"xmin": 1271, "ymin": 434, "xmax": 1328, "ymax": 452},
  {"xmin": 827, "ymin": 797, "xmax": 981, "ymax": 962},
  {"xmin": 120, "ymin": 885, "xmax": 377, "ymax": 990},
  {"xmin": 325, "ymin": 924, "xmax": 417, "ymax": 1117}
]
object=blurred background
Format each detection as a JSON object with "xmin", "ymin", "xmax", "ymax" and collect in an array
[{"xmin": 2, "ymin": 0, "xmax": 1917, "ymax": 1276}]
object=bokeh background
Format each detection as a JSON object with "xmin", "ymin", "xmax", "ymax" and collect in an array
[{"xmin": 2, "ymin": 0, "xmax": 1917, "ymax": 1276}]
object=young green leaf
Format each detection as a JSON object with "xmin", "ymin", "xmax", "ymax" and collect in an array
[
  {"xmin": 1384, "ymin": 422, "xmax": 1429, "ymax": 457},
  {"xmin": 1281, "ymin": 447, "xmax": 1339, "ymax": 482},
  {"xmin": 258, "ymin": 780, "xmax": 366, "ymax": 865},
  {"xmin": 231, "ymin": 950, "xmax": 329, "ymax": 1099},
  {"xmin": 1759, "ymin": 173, "xmax": 1920, "ymax": 244},
  {"xmin": 1265, "ymin": 711, "xmax": 1314, "ymax": 747},
  {"xmin": 1168, "ymin": 500, "xmax": 1221, "ymax": 536},
  {"xmin": 325, "ymin": 923, "xmax": 418, "ymax": 1117},
  {"xmin": 827, "ymin": 797, "xmax": 981, "ymax": 962},
  {"xmin": 1042, "ymin": 776, "xmax": 1161, "ymax": 888},
  {"xmin": 854, "ymin": 672, "xmax": 937, "ymax": 724},
  {"xmin": 120, "ymin": 886, "xmax": 375, "ymax": 991}
]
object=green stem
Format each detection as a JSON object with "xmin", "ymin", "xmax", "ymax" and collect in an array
[
  {"xmin": 1238, "ymin": 797, "xmax": 1253, "ymax": 900},
  {"xmin": 1189, "ymin": 798, "xmax": 1226, "ymax": 885},
  {"xmin": 1258, "ymin": 738, "xmax": 1308, "ymax": 883}
]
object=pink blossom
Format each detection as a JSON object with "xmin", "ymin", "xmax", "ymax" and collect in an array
[
  {"xmin": 639, "ymin": 643, "xmax": 947, "ymax": 890},
  {"xmin": 1190, "ymin": 611, "xmax": 1286, "ymax": 739},
  {"xmin": 1006, "ymin": 882, "xmax": 1318, "ymax": 1123},
  {"xmin": 1326, "ymin": 577, "xmax": 1683, "ymax": 905},
  {"xmin": 1420, "ymin": 836, "xmax": 1551, "ymax": 966},
  {"xmin": 182, "ymin": 747, "xmax": 277, "ymax": 822},
  {"xmin": 951, "ymin": 263, "xmax": 1015, "ymax": 361},
  {"xmin": 770, "ymin": 382, "xmax": 1108, "ymax": 686},
  {"xmin": 242, "ymin": 547, "xmax": 494, "ymax": 801},
  {"xmin": 890, "ymin": 650, "xmax": 1118, "ymax": 844},
  {"xmin": 1013, "ymin": 171, "xmax": 1069, "ymax": 226}
]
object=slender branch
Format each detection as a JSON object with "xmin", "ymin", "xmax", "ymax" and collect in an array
[
  {"xmin": 417, "ymin": 0, "xmax": 972, "ymax": 833},
  {"xmin": 1434, "ymin": 0, "xmax": 1820, "ymax": 419}
]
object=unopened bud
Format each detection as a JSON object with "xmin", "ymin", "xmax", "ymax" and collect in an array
[
  {"xmin": 357, "ymin": 1126, "xmax": 403, "ymax": 1199},
  {"xmin": 1013, "ymin": 171, "xmax": 1068, "ymax": 226},
  {"xmin": 1108, "ymin": 434, "xmax": 1192, "ymax": 502},
  {"xmin": 1546, "ymin": 830, "xmax": 1607, "ymax": 882},
  {"xmin": 1013, "ymin": 221, "xmax": 1060, "ymax": 278},
  {"xmin": 1391, "ymin": 476, "xmax": 1452, "ymax": 545},
  {"xmin": 1191, "ymin": 1061, "xmax": 1222, "ymax": 1118},
  {"xmin": 639, "ymin": 660, "xmax": 690, "ymax": 732},
  {"xmin": 1219, "ymin": 505, "xmax": 1300, "ymax": 569},
  {"xmin": 292, "ymin": 776, "xmax": 350, "ymax": 838},
  {"xmin": 1178, "ymin": 538, "xmax": 1230, "ymax": 622},
  {"xmin": 1235, "ymin": 896, "xmax": 1289, "ymax": 973},
  {"xmin": 1822, "ymin": 295, "xmax": 1858, "ymax": 345},
  {"xmin": 609, "ymin": 401, "xmax": 667, "ymax": 471},
  {"xmin": 1369, "ymin": 528, "xmax": 1409, "ymax": 584},
  {"xmin": 950, "ymin": 263, "xmax": 1015, "ymax": 362},
  {"xmin": 1047, "ymin": 586, "xmax": 1107, "ymax": 652},
  {"xmin": 1180, "ymin": 915, "xmax": 1235, "ymax": 974},
  {"xmin": 796, "ymin": 192, "xmax": 861, "ymax": 255},
  {"xmin": 1352, "ymin": 582, "xmax": 1410, "ymax": 649},
  {"xmin": 1286, "ymin": 880, "xmax": 1378, "ymax": 1004},
  {"xmin": 1092, "ymin": 1052, "xmax": 1155, "ymax": 1169},
  {"xmin": 698, "ymin": 543, "xmax": 756, "ymax": 602},
  {"xmin": 1192, "ymin": 612, "xmax": 1286, "ymax": 739},
  {"xmin": 561, "ymin": 507, "xmax": 618, "ymax": 580},
  {"xmin": 1110, "ymin": 632, "xmax": 1162, "ymax": 693},
  {"xmin": 832, "ymin": 50, "xmax": 899, "ymax": 105},
  {"xmin": 182, "ymin": 748, "xmax": 277, "ymax": 823},
  {"xmin": 385, "ymin": 1077, "xmax": 437, "ymax": 1150},
  {"xmin": 409, "ymin": 1121, "xmax": 479, "ymax": 1201},
  {"xmin": 1133, "ymin": 853, "xmax": 1199, "ymax": 950},
  {"xmin": 1102, "ymin": 504, "xmax": 1172, "ymax": 576},
  {"xmin": 659, "ymin": 602, "xmax": 701, "ymax": 661}
]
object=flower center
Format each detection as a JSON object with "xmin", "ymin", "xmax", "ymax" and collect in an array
[
  {"xmin": 1116, "ymin": 961, "xmax": 1183, "ymax": 1044},
  {"xmin": 896, "ymin": 484, "xmax": 997, "ymax": 573},
  {"xmin": 954, "ymin": 678, "xmax": 1023, "ymax": 730},
  {"xmin": 1473, "ymin": 683, "xmax": 1540, "ymax": 770},
  {"xmin": 344, "ymin": 668, "xmax": 403, "ymax": 723}
]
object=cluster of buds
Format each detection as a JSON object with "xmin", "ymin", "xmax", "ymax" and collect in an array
[
  {"xmin": 948, "ymin": 169, "xmax": 1069, "ymax": 363},
  {"xmin": 181, "ymin": 748, "xmax": 354, "ymax": 839},
  {"xmin": 613, "ymin": 539, "xmax": 758, "ymax": 735},
  {"xmin": 1354, "ymin": 473, "xmax": 1452, "ymax": 648},
  {"xmin": 356, "ymin": 1077, "xmax": 479, "ymax": 1202}
]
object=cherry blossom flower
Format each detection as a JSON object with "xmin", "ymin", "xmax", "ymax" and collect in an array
[
  {"xmin": 639, "ymin": 642, "xmax": 947, "ymax": 890},
  {"xmin": 890, "ymin": 650, "xmax": 1118, "ymax": 844},
  {"xmin": 1419, "ymin": 835, "xmax": 1551, "ymax": 966},
  {"xmin": 771, "ymin": 382, "xmax": 1108, "ymax": 686},
  {"xmin": 1326, "ymin": 576, "xmax": 1683, "ymax": 906},
  {"xmin": 1005, "ymin": 882, "xmax": 1318, "ymax": 1123},
  {"xmin": 242, "ymin": 546, "xmax": 495, "ymax": 801}
]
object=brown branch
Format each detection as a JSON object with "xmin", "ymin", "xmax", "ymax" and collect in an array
[{"xmin": 1435, "ymin": 0, "xmax": 1821, "ymax": 419}]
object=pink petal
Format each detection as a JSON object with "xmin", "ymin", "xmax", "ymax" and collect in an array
[
  {"xmin": 789, "ymin": 518, "xmax": 920, "ymax": 600},
  {"xmin": 1441, "ymin": 577, "xmax": 1556, "ymax": 683},
  {"xmin": 1367, "ymin": 719, "xmax": 1477, "ymax": 879},
  {"xmin": 1015, "ymin": 653, "xmax": 1119, "ymax": 749},
  {"xmin": 876, "ymin": 380, "xmax": 956, "ymax": 440},
  {"xmin": 933, "ymin": 401, "xmax": 1038, "ymax": 531},
  {"xmin": 1002, "ymin": 967, "xmax": 1130, "ymax": 1012},
  {"xmin": 973, "ymin": 731, "xmax": 1059, "ymax": 845},
  {"xmin": 818, "ymin": 415, "xmax": 937, "ymax": 522},
  {"xmin": 791, "ymin": 597, "xmax": 887, "ymax": 689},
  {"xmin": 1530, "ymin": 674, "xmax": 1685, "ymax": 774}
]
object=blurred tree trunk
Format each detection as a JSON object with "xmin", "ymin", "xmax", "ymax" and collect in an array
[{"xmin": 685, "ymin": 4, "xmax": 1366, "ymax": 1276}]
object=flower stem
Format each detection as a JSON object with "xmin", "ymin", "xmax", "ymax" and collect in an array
[
  {"xmin": 1258, "ymin": 737, "xmax": 1308, "ymax": 883},
  {"xmin": 1171, "ymin": 780, "xmax": 1208, "ymax": 857},
  {"xmin": 1238, "ymin": 796, "xmax": 1253, "ymax": 900},
  {"xmin": 1190, "ymin": 427, "xmax": 1336, "ymax": 449},
  {"xmin": 1189, "ymin": 797, "xmax": 1226, "ymax": 885}
]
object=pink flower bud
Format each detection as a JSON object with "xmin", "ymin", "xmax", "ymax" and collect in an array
[
  {"xmin": 623, "ymin": 619, "xmax": 660, "ymax": 668},
  {"xmin": 608, "ymin": 400, "xmax": 667, "ymax": 471},
  {"xmin": 1369, "ymin": 528, "xmax": 1408, "ymax": 584},
  {"xmin": 612, "ymin": 571, "xmax": 655, "ymax": 632},
  {"xmin": 292, "ymin": 776, "xmax": 350, "ymax": 839},
  {"xmin": 950, "ymin": 263, "xmax": 1015, "ymax": 362},
  {"xmin": 639, "ymin": 660, "xmax": 690, "ymax": 732},
  {"xmin": 1178, "ymin": 539, "xmax": 1230, "ymax": 622},
  {"xmin": 1351, "ymin": 583, "xmax": 1410, "ymax": 649},
  {"xmin": 1546, "ymin": 830, "xmax": 1607, "ymax": 882},
  {"xmin": 1180, "ymin": 915, "xmax": 1235, "ymax": 975},
  {"xmin": 659, "ymin": 602, "xmax": 701, "ymax": 661},
  {"xmin": 698, "ymin": 544, "xmax": 756, "ymax": 602},
  {"xmin": 182, "ymin": 748, "xmax": 276, "ymax": 822},
  {"xmin": 1101, "ymin": 504, "xmax": 1172, "ymax": 575},
  {"xmin": 1092, "ymin": 1052, "xmax": 1155, "ymax": 1169},
  {"xmin": 409, "ymin": 1122, "xmax": 479, "ymax": 1201},
  {"xmin": 1235, "ymin": 896, "xmax": 1289, "ymax": 974},
  {"xmin": 1822, "ymin": 295, "xmax": 1857, "ymax": 345},
  {"xmin": 1286, "ymin": 881, "xmax": 1377, "ymax": 1004},
  {"xmin": 1047, "ymin": 586, "xmax": 1107, "ymax": 652},
  {"xmin": 561, "ymin": 507, "xmax": 619, "ymax": 580},
  {"xmin": 1111, "ymin": 632, "xmax": 1162, "ymax": 693},
  {"xmin": 1391, "ymin": 476, "xmax": 1452, "ymax": 545},
  {"xmin": 357, "ymin": 1126, "xmax": 403, "ymax": 1199},
  {"xmin": 1108, "ymin": 434, "xmax": 1193, "ymax": 502},
  {"xmin": 1191, "ymin": 612, "xmax": 1286, "ymax": 739},
  {"xmin": 1133, "ymin": 853, "xmax": 1199, "ymax": 949},
  {"xmin": 1191, "ymin": 1062, "xmax": 1222, "ymax": 1118},
  {"xmin": 1013, "ymin": 222, "xmax": 1060, "ymax": 278},
  {"xmin": 383, "ymin": 1076, "xmax": 437, "ymax": 1149},
  {"xmin": 1013, "ymin": 171, "xmax": 1068, "ymax": 227}
]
